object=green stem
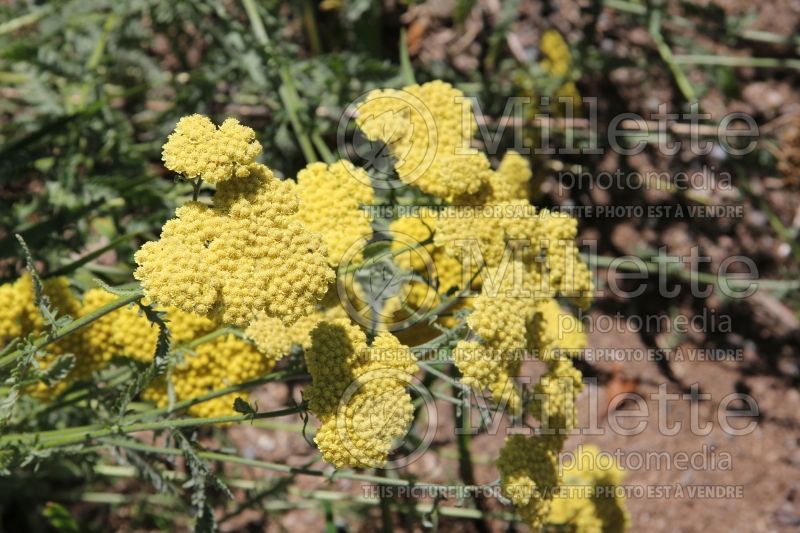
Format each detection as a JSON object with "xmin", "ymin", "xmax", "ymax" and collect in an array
[
  {"xmin": 127, "ymin": 369, "xmax": 306, "ymax": 422},
  {"xmin": 2, "ymin": 404, "xmax": 306, "ymax": 449},
  {"xmin": 278, "ymin": 82, "xmax": 318, "ymax": 163},
  {"xmin": 95, "ymin": 437, "xmax": 471, "ymax": 490},
  {"xmin": 0, "ymin": 6, "xmax": 52, "ymax": 35},
  {"xmin": 302, "ymin": 0, "xmax": 322, "ymax": 56},
  {"xmin": 399, "ymin": 28, "xmax": 416, "ymax": 86},
  {"xmin": 603, "ymin": 0, "xmax": 800, "ymax": 49},
  {"xmin": 46, "ymin": 232, "xmax": 143, "ymax": 279},
  {"xmin": 312, "ymin": 130, "xmax": 335, "ymax": 163},
  {"xmin": 583, "ymin": 253, "xmax": 800, "ymax": 292},
  {"xmin": 241, "ymin": 0, "xmax": 318, "ymax": 163},
  {"xmin": 192, "ymin": 177, "xmax": 203, "ymax": 201},
  {"xmin": 340, "ymin": 235, "xmax": 435, "ymax": 274},
  {"xmin": 453, "ymin": 368, "xmax": 491, "ymax": 533},
  {"xmin": 673, "ymin": 55, "xmax": 800, "ymax": 70},
  {"xmin": 648, "ymin": 8, "xmax": 697, "ymax": 103}
]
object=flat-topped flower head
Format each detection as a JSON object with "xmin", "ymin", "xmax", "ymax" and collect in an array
[
  {"xmin": 293, "ymin": 160, "xmax": 374, "ymax": 266},
  {"xmin": 304, "ymin": 319, "xmax": 418, "ymax": 468},
  {"xmin": 488, "ymin": 150, "xmax": 532, "ymax": 202},
  {"xmin": 135, "ymin": 161, "xmax": 334, "ymax": 327},
  {"xmin": 161, "ymin": 114, "xmax": 261, "ymax": 184},
  {"xmin": 497, "ymin": 435, "xmax": 561, "ymax": 529},
  {"xmin": 356, "ymin": 81, "xmax": 491, "ymax": 203},
  {"xmin": 551, "ymin": 445, "xmax": 631, "ymax": 532}
]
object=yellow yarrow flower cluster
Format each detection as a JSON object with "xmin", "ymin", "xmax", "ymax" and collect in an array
[
  {"xmin": 0, "ymin": 275, "xmax": 78, "ymax": 346},
  {"xmin": 303, "ymin": 319, "xmax": 418, "ymax": 468},
  {"xmin": 0, "ymin": 278, "xmax": 123, "ymax": 397},
  {"xmin": 135, "ymin": 159, "xmax": 334, "ymax": 327},
  {"xmin": 529, "ymin": 357, "xmax": 584, "ymax": 442},
  {"xmin": 497, "ymin": 435, "xmax": 561, "ymax": 530},
  {"xmin": 356, "ymin": 81, "xmax": 492, "ymax": 204},
  {"xmin": 293, "ymin": 160, "xmax": 374, "ymax": 266},
  {"xmin": 29, "ymin": 288, "xmax": 118, "ymax": 397},
  {"xmin": 390, "ymin": 213, "xmax": 469, "ymax": 293},
  {"xmin": 549, "ymin": 445, "xmax": 630, "ymax": 533},
  {"xmin": 433, "ymin": 206, "xmax": 593, "ymax": 316},
  {"xmin": 527, "ymin": 297, "xmax": 587, "ymax": 362},
  {"xmin": 433, "ymin": 201, "xmax": 543, "ymax": 274},
  {"xmin": 161, "ymin": 114, "xmax": 262, "ymax": 185},
  {"xmin": 488, "ymin": 150, "xmax": 532, "ymax": 202},
  {"xmin": 142, "ymin": 333, "xmax": 278, "ymax": 418},
  {"xmin": 540, "ymin": 29, "xmax": 581, "ymax": 115},
  {"xmin": 110, "ymin": 303, "xmax": 217, "ymax": 363},
  {"xmin": 245, "ymin": 283, "xmax": 353, "ymax": 359},
  {"xmin": 389, "ymin": 214, "xmax": 468, "ymax": 305},
  {"xmin": 452, "ymin": 260, "xmax": 538, "ymax": 414}
]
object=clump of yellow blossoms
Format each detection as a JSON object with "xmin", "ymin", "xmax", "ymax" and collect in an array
[
  {"xmin": 453, "ymin": 260, "xmax": 536, "ymax": 415},
  {"xmin": 0, "ymin": 274, "xmax": 79, "ymax": 346},
  {"xmin": 497, "ymin": 435, "xmax": 560, "ymax": 530},
  {"xmin": 304, "ymin": 319, "xmax": 417, "ymax": 468},
  {"xmin": 136, "ymin": 124, "xmax": 334, "ymax": 326},
  {"xmin": 161, "ymin": 114, "xmax": 262, "ymax": 185},
  {"xmin": 549, "ymin": 445, "xmax": 631, "ymax": 533},
  {"xmin": 245, "ymin": 282, "xmax": 353, "ymax": 359},
  {"xmin": 352, "ymin": 76, "xmax": 604, "ymax": 530},
  {"xmin": 0, "ymin": 279, "xmax": 125, "ymax": 397},
  {"xmin": 143, "ymin": 333, "xmax": 278, "ymax": 418},
  {"xmin": 384, "ymin": 213, "xmax": 471, "ymax": 338},
  {"xmin": 529, "ymin": 357, "xmax": 585, "ymax": 442},
  {"xmin": 0, "ymin": 280, "xmax": 139, "ymax": 396},
  {"xmin": 0, "ymin": 274, "xmax": 279, "ymax": 416},
  {"xmin": 293, "ymin": 160, "xmax": 374, "ymax": 266},
  {"xmin": 540, "ymin": 29, "xmax": 581, "ymax": 113},
  {"xmin": 357, "ymin": 81, "xmax": 492, "ymax": 204},
  {"xmin": 488, "ymin": 150, "xmax": 532, "ymax": 202}
]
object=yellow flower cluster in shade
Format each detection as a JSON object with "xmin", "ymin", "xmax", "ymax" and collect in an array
[
  {"xmin": 0, "ymin": 275, "xmax": 281, "ymax": 416},
  {"xmin": 0, "ymin": 280, "xmax": 143, "ymax": 396},
  {"xmin": 292, "ymin": 160, "xmax": 374, "ymax": 266},
  {"xmin": 303, "ymin": 319, "xmax": 418, "ymax": 468},
  {"xmin": 540, "ymin": 29, "xmax": 581, "ymax": 114},
  {"xmin": 497, "ymin": 435, "xmax": 561, "ymax": 530},
  {"xmin": 161, "ymin": 114, "xmax": 262, "ymax": 185},
  {"xmin": 529, "ymin": 357, "xmax": 585, "ymax": 442},
  {"xmin": 31, "ymin": 288, "xmax": 119, "ymax": 397},
  {"xmin": 381, "ymin": 213, "xmax": 473, "ymax": 343},
  {"xmin": 488, "ymin": 150, "xmax": 532, "ymax": 202},
  {"xmin": 549, "ymin": 445, "xmax": 631, "ymax": 533},
  {"xmin": 0, "ymin": 278, "xmax": 133, "ymax": 397},
  {"xmin": 356, "ymin": 81, "xmax": 493, "ymax": 204},
  {"xmin": 0, "ymin": 274, "xmax": 79, "ymax": 346},
  {"xmin": 142, "ymin": 333, "xmax": 279, "ymax": 418},
  {"xmin": 447, "ymin": 254, "xmax": 588, "ymax": 417},
  {"xmin": 134, "ymin": 161, "xmax": 334, "ymax": 327},
  {"xmin": 244, "ymin": 285, "xmax": 351, "ymax": 359},
  {"xmin": 453, "ymin": 260, "xmax": 535, "ymax": 414}
]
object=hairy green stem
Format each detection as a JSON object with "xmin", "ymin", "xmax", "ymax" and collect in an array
[
  {"xmin": 584, "ymin": 253, "xmax": 800, "ymax": 292},
  {"xmin": 96, "ymin": 437, "xmax": 473, "ymax": 490},
  {"xmin": 2, "ymin": 404, "xmax": 306, "ymax": 448}
]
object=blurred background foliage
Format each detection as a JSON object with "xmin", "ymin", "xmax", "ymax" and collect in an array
[{"xmin": 0, "ymin": 0, "xmax": 407, "ymax": 282}]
